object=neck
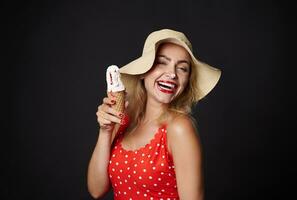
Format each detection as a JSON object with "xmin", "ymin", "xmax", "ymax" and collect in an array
[{"xmin": 142, "ymin": 98, "xmax": 168, "ymax": 123}]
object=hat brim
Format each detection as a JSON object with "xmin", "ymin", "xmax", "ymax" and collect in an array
[
  {"xmin": 119, "ymin": 38, "xmax": 221, "ymax": 100},
  {"xmin": 119, "ymin": 48, "xmax": 156, "ymax": 75}
]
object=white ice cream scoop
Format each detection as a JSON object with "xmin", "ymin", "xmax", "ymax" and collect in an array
[{"xmin": 106, "ymin": 65, "xmax": 125, "ymax": 92}]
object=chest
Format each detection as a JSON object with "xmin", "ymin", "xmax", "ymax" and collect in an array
[
  {"xmin": 109, "ymin": 134, "xmax": 177, "ymax": 192},
  {"xmin": 120, "ymin": 124, "xmax": 159, "ymax": 151}
]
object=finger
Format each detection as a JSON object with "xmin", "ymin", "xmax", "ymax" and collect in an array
[
  {"xmin": 108, "ymin": 92, "xmax": 116, "ymax": 99},
  {"xmin": 103, "ymin": 97, "xmax": 116, "ymax": 106},
  {"xmin": 99, "ymin": 109, "xmax": 121, "ymax": 124},
  {"xmin": 97, "ymin": 111, "xmax": 116, "ymax": 129},
  {"xmin": 101, "ymin": 104, "xmax": 123, "ymax": 118},
  {"xmin": 96, "ymin": 110, "xmax": 107, "ymax": 123},
  {"xmin": 98, "ymin": 117, "xmax": 112, "ymax": 126}
]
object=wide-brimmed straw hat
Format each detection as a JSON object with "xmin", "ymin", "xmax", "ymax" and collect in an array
[{"xmin": 119, "ymin": 29, "xmax": 222, "ymax": 101}]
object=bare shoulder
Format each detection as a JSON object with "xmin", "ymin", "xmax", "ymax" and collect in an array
[
  {"xmin": 167, "ymin": 114, "xmax": 197, "ymax": 135},
  {"xmin": 166, "ymin": 114, "xmax": 201, "ymax": 155},
  {"xmin": 166, "ymin": 114, "xmax": 204, "ymax": 199}
]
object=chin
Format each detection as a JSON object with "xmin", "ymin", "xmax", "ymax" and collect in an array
[
  {"xmin": 160, "ymin": 99, "xmax": 172, "ymax": 104},
  {"xmin": 157, "ymin": 93, "xmax": 179, "ymax": 105}
]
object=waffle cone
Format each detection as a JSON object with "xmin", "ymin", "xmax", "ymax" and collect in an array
[{"xmin": 111, "ymin": 91, "xmax": 125, "ymax": 137}]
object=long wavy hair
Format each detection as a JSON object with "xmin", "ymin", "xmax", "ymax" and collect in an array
[{"xmin": 121, "ymin": 53, "xmax": 201, "ymax": 131}]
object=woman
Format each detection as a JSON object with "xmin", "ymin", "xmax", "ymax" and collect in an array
[{"xmin": 87, "ymin": 29, "xmax": 221, "ymax": 200}]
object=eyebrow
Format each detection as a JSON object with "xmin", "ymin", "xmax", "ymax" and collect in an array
[{"xmin": 156, "ymin": 55, "xmax": 190, "ymax": 65}]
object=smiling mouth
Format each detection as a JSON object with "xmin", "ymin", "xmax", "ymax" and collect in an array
[{"xmin": 157, "ymin": 81, "xmax": 177, "ymax": 94}]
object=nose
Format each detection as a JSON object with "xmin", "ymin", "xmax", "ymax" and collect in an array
[
  {"xmin": 165, "ymin": 66, "xmax": 177, "ymax": 79},
  {"xmin": 164, "ymin": 63, "xmax": 177, "ymax": 79},
  {"xmin": 165, "ymin": 73, "xmax": 176, "ymax": 79}
]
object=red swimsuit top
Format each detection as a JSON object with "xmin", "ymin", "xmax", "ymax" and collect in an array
[{"xmin": 108, "ymin": 124, "xmax": 179, "ymax": 200}]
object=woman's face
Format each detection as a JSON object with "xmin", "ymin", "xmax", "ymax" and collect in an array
[{"xmin": 143, "ymin": 43, "xmax": 191, "ymax": 105}]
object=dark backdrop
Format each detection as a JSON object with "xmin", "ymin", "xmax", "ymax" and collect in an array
[{"xmin": 7, "ymin": 0, "xmax": 294, "ymax": 200}]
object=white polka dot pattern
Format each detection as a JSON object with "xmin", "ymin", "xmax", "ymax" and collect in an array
[{"xmin": 108, "ymin": 124, "xmax": 179, "ymax": 199}]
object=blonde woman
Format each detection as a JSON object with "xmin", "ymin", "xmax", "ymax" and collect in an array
[{"xmin": 87, "ymin": 29, "xmax": 221, "ymax": 200}]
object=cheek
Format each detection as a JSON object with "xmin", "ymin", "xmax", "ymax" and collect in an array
[
  {"xmin": 177, "ymin": 76, "xmax": 190, "ymax": 94},
  {"xmin": 143, "ymin": 70, "xmax": 162, "ymax": 84},
  {"xmin": 180, "ymin": 75, "xmax": 190, "ymax": 87},
  {"xmin": 143, "ymin": 76, "xmax": 156, "ymax": 91}
]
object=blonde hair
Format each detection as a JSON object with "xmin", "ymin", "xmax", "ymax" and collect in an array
[
  {"xmin": 121, "ymin": 74, "xmax": 146, "ymax": 130},
  {"xmin": 122, "ymin": 58, "xmax": 202, "ymax": 131}
]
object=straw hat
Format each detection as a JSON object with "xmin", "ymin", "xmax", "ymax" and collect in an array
[{"xmin": 119, "ymin": 29, "xmax": 221, "ymax": 101}]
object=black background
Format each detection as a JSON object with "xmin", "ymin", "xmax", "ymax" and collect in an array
[{"xmin": 7, "ymin": 0, "xmax": 295, "ymax": 200}]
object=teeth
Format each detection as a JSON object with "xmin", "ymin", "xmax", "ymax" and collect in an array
[
  {"xmin": 158, "ymin": 81, "xmax": 176, "ymax": 89},
  {"xmin": 159, "ymin": 85, "xmax": 171, "ymax": 90}
]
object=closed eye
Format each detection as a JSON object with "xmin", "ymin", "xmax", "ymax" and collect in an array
[
  {"xmin": 155, "ymin": 59, "xmax": 168, "ymax": 65},
  {"xmin": 177, "ymin": 66, "xmax": 190, "ymax": 73}
]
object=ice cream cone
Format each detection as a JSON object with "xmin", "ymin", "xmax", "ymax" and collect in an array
[
  {"xmin": 110, "ymin": 91, "xmax": 125, "ymax": 136},
  {"xmin": 106, "ymin": 65, "xmax": 128, "ymax": 139}
]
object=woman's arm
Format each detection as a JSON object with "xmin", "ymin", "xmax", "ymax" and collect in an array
[
  {"xmin": 87, "ymin": 130, "xmax": 112, "ymax": 199},
  {"xmin": 87, "ymin": 95, "xmax": 122, "ymax": 199},
  {"xmin": 167, "ymin": 115, "xmax": 204, "ymax": 200}
]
